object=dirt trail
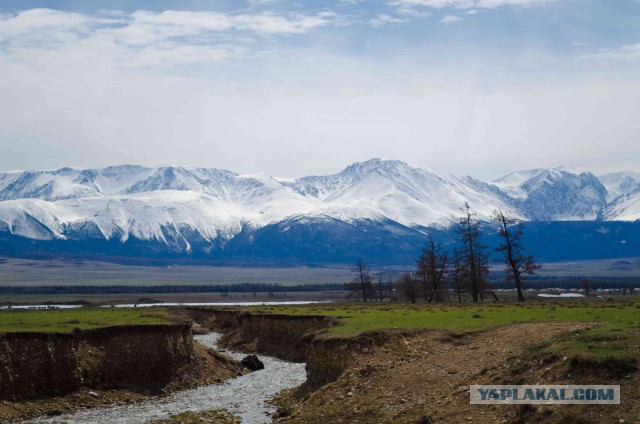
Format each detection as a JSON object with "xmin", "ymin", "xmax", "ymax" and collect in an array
[{"xmin": 275, "ymin": 322, "xmax": 638, "ymax": 424}]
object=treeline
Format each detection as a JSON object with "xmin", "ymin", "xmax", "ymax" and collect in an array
[
  {"xmin": 0, "ymin": 283, "xmax": 345, "ymax": 295},
  {"xmin": 346, "ymin": 204, "xmax": 540, "ymax": 302}
]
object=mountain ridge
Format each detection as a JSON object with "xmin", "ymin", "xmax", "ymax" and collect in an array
[{"xmin": 0, "ymin": 159, "xmax": 637, "ymax": 263}]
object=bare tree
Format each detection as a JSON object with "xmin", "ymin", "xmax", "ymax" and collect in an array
[
  {"xmin": 581, "ymin": 277, "xmax": 590, "ymax": 297},
  {"xmin": 492, "ymin": 209, "xmax": 541, "ymax": 302},
  {"xmin": 345, "ymin": 259, "xmax": 372, "ymax": 302},
  {"xmin": 387, "ymin": 275, "xmax": 396, "ymax": 301},
  {"xmin": 449, "ymin": 247, "xmax": 466, "ymax": 302},
  {"xmin": 416, "ymin": 235, "xmax": 449, "ymax": 303},
  {"xmin": 455, "ymin": 202, "xmax": 483, "ymax": 302},
  {"xmin": 397, "ymin": 272, "xmax": 419, "ymax": 303},
  {"xmin": 416, "ymin": 252, "xmax": 429, "ymax": 302},
  {"xmin": 376, "ymin": 275, "xmax": 387, "ymax": 302},
  {"xmin": 475, "ymin": 243, "xmax": 491, "ymax": 301},
  {"xmin": 366, "ymin": 278, "xmax": 378, "ymax": 302}
]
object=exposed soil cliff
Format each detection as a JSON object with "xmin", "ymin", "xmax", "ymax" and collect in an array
[
  {"xmin": 302, "ymin": 330, "xmax": 398, "ymax": 392},
  {"xmin": 0, "ymin": 323, "xmax": 195, "ymax": 401},
  {"xmin": 188, "ymin": 308, "xmax": 333, "ymax": 362},
  {"xmin": 0, "ymin": 323, "xmax": 245, "ymax": 422}
]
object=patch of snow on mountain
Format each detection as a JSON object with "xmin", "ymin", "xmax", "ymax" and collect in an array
[
  {"xmin": 598, "ymin": 171, "xmax": 640, "ymax": 202},
  {"xmin": 599, "ymin": 187, "xmax": 640, "ymax": 222},
  {"xmin": 491, "ymin": 167, "xmax": 608, "ymax": 220},
  {"xmin": 491, "ymin": 168, "xmax": 546, "ymax": 199}
]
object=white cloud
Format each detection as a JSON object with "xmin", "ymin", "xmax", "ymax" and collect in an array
[
  {"xmin": 393, "ymin": 0, "xmax": 474, "ymax": 8},
  {"xmin": 233, "ymin": 11, "xmax": 337, "ymax": 34},
  {"xmin": 389, "ymin": 0, "xmax": 554, "ymax": 10},
  {"xmin": 441, "ymin": 14, "xmax": 464, "ymax": 23},
  {"xmin": 396, "ymin": 7, "xmax": 431, "ymax": 17},
  {"xmin": 248, "ymin": 0, "xmax": 281, "ymax": 4},
  {"xmin": 388, "ymin": 0, "xmax": 552, "ymax": 19},
  {"xmin": 0, "ymin": 8, "xmax": 340, "ymax": 68},
  {"xmin": 368, "ymin": 13, "xmax": 408, "ymax": 27},
  {"xmin": 476, "ymin": 0, "xmax": 554, "ymax": 8},
  {"xmin": 581, "ymin": 43, "xmax": 640, "ymax": 61},
  {"xmin": 0, "ymin": 8, "xmax": 116, "ymax": 49}
]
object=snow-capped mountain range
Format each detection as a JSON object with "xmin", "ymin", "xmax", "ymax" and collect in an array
[{"xmin": 0, "ymin": 159, "xmax": 638, "ymax": 262}]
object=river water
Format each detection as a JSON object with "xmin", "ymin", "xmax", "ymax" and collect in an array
[
  {"xmin": 2, "ymin": 300, "xmax": 331, "ymax": 310},
  {"xmin": 28, "ymin": 333, "xmax": 306, "ymax": 424}
]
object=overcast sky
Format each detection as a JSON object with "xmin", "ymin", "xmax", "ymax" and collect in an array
[{"xmin": 0, "ymin": 0, "xmax": 638, "ymax": 180}]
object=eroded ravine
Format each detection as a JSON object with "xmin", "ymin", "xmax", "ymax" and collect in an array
[{"xmin": 27, "ymin": 333, "xmax": 306, "ymax": 424}]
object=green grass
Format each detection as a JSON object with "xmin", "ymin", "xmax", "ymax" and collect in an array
[
  {"xmin": 0, "ymin": 307, "xmax": 176, "ymax": 333},
  {"xmin": 225, "ymin": 299, "xmax": 640, "ymax": 365},
  {"xmin": 249, "ymin": 301, "xmax": 635, "ymax": 334}
]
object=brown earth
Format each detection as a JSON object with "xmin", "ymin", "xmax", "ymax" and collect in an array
[
  {"xmin": 0, "ymin": 337, "xmax": 244, "ymax": 423},
  {"xmin": 187, "ymin": 308, "xmax": 334, "ymax": 362},
  {"xmin": 0, "ymin": 323, "xmax": 197, "ymax": 401},
  {"xmin": 273, "ymin": 322, "xmax": 639, "ymax": 424}
]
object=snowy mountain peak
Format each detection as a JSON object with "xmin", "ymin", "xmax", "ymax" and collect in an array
[
  {"xmin": 124, "ymin": 166, "xmax": 201, "ymax": 194},
  {"xmin": 491, "ymin": 167, "xmax": 608, "ymax": 220},
  {"xmin": 599, "ymin": 186, "xmax": 640, "ymax": 222},
  {"xmin": 0, "ymin": 159, "xmax": 520, "ymax": 246},
  {"xmin": 341, "ymin": 158, "xmax": 417, "ymax": 174},
  {"xmin": 598, "ymin": 171, "xmax": 640, "ymax": 202},
  {"xmin": 0, "ymin": 160, "xmax": 637, "ymax": 251},
  {"xmin": 551, "ymin": 165, "xmax": 578, "ymax": 174}
]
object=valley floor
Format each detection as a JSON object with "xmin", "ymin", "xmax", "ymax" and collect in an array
[{"xmin": 1, "ymin": 299, "xmax": 638, "ymax": 423}]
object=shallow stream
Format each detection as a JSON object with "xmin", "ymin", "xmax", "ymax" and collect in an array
[{"xmin": 28, "ymin": 333, "xmax": 306, "ymax": 424}]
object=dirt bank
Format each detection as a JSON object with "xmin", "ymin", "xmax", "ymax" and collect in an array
[
  {"xmin": 0, "ymin": 323, "xmax": 196, "ymax": 401},
  {"xmin": 188, "ymin": 308, "xmax": 334, "ymax": 362},
  {"xmin": 0, "ymin": 324, "xmax": 244, "ymax": 422}
]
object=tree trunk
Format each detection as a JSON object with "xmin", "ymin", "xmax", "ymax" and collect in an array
[
  {"xmin": 514, "ymin": 269, "xmax": 525, "ymax": 302},
  {"xmin": 467, "ymin": 224, "xmax": 479, "ymax": 302},
  {"xmin": 502, "ymin": 215, "xmax": 525, "ymax": 302}
]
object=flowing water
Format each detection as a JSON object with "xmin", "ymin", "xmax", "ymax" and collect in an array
[{"xmin": 28, "ymin": 333, "xmax": 306, "ymax": 424}]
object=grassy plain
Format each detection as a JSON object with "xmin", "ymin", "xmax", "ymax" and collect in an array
[
  {"xmin": 0, "ymin": 307, "xmax": 175, "ymax": 333},
  {"xmin": 240, "ymin": 299, "xmax": 640, "ymax": 365}
]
